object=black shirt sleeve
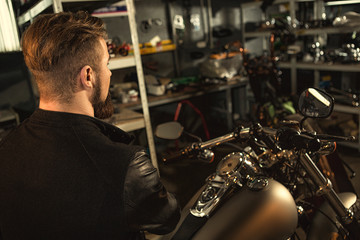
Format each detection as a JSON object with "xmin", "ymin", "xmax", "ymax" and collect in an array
[{"xmin": 124, "ymin": 150, "xmax": 180, "ymax": 234}]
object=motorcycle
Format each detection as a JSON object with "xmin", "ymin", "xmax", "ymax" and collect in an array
[{"xmin": 155, "ymin": 88, "xmax": 360, "ymax": 240}]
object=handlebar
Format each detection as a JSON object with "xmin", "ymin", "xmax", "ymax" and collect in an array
[
  {"xmin": 162, "ymin": 149, "xmax": 187, "ymax": 162},
  {"xmin": 314, "ymin": 134, "xmax": 356, "ymax": 142},
  {"xmin": 161, "ymin": 129, "xmax": 245, "ymax": 162},
  {"xmin": 276, "ymin": 127, "xmax": 321, "ymax": 152},
  {"xmin": 161, "ymin": 124, "xmax": 352, "ymax": 162}
]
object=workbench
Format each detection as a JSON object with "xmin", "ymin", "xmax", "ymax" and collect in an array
[{"xmin": 108, "ymin": 78, "xmax": 249, "ymax": 132}]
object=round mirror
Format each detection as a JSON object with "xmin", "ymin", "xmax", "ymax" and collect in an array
[
  {"xmin": 155, "ymin": 121, "xmax": 184, "ymax": 140},
  {"xmin": 298, "ymin": 88, "xmax": 334, "ymax": 118}
]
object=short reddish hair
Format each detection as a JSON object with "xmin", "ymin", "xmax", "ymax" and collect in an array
[{"xmin": 22, "ymin": 11, "xmax": 108, "ymax": 103}]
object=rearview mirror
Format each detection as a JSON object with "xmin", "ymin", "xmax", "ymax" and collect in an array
[
  {"xmin": 155, "ymin": 121, "xmax": 184, "ymax": 140},
  {"xmin": 298, "ymin": 88, "xmax": 334, "ymax": 118}
]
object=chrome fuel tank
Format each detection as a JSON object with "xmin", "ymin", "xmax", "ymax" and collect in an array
[{"xmin": 164, "ymin": 178, "xmax": 298, "ymax": 240}]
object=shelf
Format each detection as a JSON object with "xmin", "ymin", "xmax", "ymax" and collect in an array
[
  {"xmin": 138, "ymin": 44, "xmax": 176, "ymax": 55},
  {"xmin": 106, "ymin": 108, "xmax": 145, "ymax": 132},
  {"xmin": 244, "ymin": 26, "xmax": 360, "ymax": 39},
  {"xmin": 241, "ymin": 0, "xmax": 360, "ymax": 8},
  {"xmin": 108, "ymin": 55, "xmax": 135, "ymax": 70},
  {"xmin": 117, "ymin": 79, "xmax": 249, "ymax": 110},
  {"xmin": 278, "ymin": 62, "xmax": 360, "ymax": 72},
  {"xmin": 107, "ymin": 45, "xmax": 176, "ymax": 70},
  {"xmin": 244, "ymin": 31, "xmax": 272, "ymax": 38},
  {"xmin": 325, "ymin": 0, "xmax": 360, "ymax": 6},
  {"xmin": 334, "ymin": 104, "xmax": 360, "ymax": 115},
  {"xmin": 92, "ymin": 11, "xmax": 128, "ymax": 18},
  {"xmin": 296, "ymin": 27, "xmax": 360, "ymax": 36},
  {"xmin": 18, "ymin": 0, "xmax": 53, "ymax": 25},
  {"xmin": 241, "ymin": 0, "xmax": 313, "ymax": 8}
]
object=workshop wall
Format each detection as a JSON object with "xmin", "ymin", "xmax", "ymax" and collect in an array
[
  {"xmin": 104, "ymin": 0, "xmax": 175, "ymax": 79},
  {"xmin": 105, "ymin": 1, "xmax": 247, "ymax": 79},
  {"xmin": 102, "ymin": 1, "xmax": 250, "ymax": 134},
  {"xmin": 170, "ymin": 0, "xmax": 243, "ymax": 76}
]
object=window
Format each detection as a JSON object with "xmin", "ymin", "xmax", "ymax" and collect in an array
[{"xmin": 0, "ymin": 0, "xmax": 20, "ymax": 52}]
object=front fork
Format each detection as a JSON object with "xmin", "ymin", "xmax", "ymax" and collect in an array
[{"xmin": 299, "ymin": 152, "xmax": 360, "ymax": 239}]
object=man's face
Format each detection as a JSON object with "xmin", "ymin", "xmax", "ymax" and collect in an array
[
  {"xmin": 92, "ymin": 83, "xmax": 113, "ymax": 119},
  {"xmin": 91, "ymin": 38, "xmax": 113, "ymax": 119}
]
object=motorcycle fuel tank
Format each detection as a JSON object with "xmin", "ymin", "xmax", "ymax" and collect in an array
[{"xmin": 165, "ymin": 178, "xmax": 298, "ymax": 240}]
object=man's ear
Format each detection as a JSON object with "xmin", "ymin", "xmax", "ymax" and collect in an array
[{"xmin": 79, "ymin": 65, "xmax": 94, "ymax": 89}]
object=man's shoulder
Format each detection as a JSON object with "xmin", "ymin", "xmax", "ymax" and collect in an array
[
  {"xmin": 75, "ymin": 115, "xmax": 135, "ymax": 145},
  {"xmin": 71, "ymin": 118, "xmax": 145, "ymax": 186}
]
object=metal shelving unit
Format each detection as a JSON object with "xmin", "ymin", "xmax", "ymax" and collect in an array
[
  {"xmin": 241, "ymin": 0, "xmax": 360, "ymax": 93},
  {"xmin": 17, "ymin": 0, "xmax": 159, "ymax": 168},
  {"xmin": 241, "ymin": 0, "xmax": 360, "ymax": 150}
]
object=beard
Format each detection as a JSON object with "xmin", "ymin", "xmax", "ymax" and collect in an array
[{"xmin": 91, "ymin": 82, "xmax": 114, "ymax": 119}]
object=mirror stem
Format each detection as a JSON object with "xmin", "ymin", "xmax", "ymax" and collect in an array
[
  {"xmin": 300, "ymin": 116, "xmax": 308, "ymax": 131},
  {"xmin": 184, "ymin": 131, "xmax": 202, "ymax": 142}
]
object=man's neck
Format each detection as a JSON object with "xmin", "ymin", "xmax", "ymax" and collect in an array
[{"xmin": 39, "ymin": 98, "xmax": 94, "ymax": 117}]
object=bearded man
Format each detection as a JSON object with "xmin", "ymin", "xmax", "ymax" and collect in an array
[{"xmin": 0, "ymin": 11, "xmax": 180, "ymax": 240}]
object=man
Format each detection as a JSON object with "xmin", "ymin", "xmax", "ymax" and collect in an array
[{"xmin": 0, "ymin": 11, "xmax": 180, "ymax": 239}]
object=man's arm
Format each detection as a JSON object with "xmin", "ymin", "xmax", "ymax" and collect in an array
[{"xmin": 124, "ymin": 150, "xmax": 180, "ymax": 234}]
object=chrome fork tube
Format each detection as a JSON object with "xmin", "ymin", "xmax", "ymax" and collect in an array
[{"xmin": 299, "ymin": 152, "xmax": 354, "ymax": 224}]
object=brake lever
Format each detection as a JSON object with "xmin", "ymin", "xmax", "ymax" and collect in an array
[
  {"xmin": 299, "ymin": 131, "xmax": 356, "ymax": 142},
  {"xmin": 314, "ymin": 134, "xmax": 356, "ymax": 142}
]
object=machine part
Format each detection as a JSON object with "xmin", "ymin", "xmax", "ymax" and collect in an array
[
  {"xmin": 216, "ymin": 151, "xmax": 263, "ymax": 181},
  {"xmin": 191, "ymin": 151, "xmax": 267, "ymax": 218},
  {"xmin": 174, "ymin": 15, "xmax": 185, "ymax": 29},
  {"xmin": 216, "ymin": 152, "xmax": 242, "ymax": 176},
  {"xmin": 199, "ymin": 53, "xmax": 243, "ymax": 80},
  {"xmin": 197, "ymin": 149, "xmax": 215, "ymax": 163},
  {"xmin": 145, "ymin": 74, "xmax": 165, "ymax": 96},
  {"xmin": 190, "ymin": 175, "xmax": 229, "ymax": 217},
  {"xmin": 190, "ymin": 14, "xmax": 201, "ymax": 31},
  {"xmin": 246, "ymin": 177, "xmax": 269, "ymax": 191}
]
